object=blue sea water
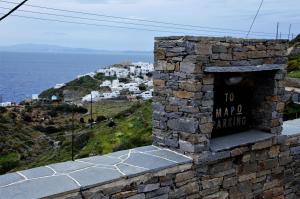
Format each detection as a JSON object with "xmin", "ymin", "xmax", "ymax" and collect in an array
[{"xmin": 0, "ymin": 52, "xmax": 153, "ymax": 102}]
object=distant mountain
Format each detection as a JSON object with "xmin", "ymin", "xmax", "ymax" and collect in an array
[{"xmin": 0, "ymin": 44, "xmax": 152, "ymax": 55}]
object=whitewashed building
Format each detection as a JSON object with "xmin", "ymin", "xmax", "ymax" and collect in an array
[
  {"xmin": 100, "ymin": 80, "xmax": 112, "ymax": 87},
  {"xmin": 32, "ymin": 94, "xmax": 39, "ymax": 100},
  {"xmin": 140, "ymin": 91, "xmax": 153, "ymax": 100},
  {"xmin": 51, "ymin": 95, "xmax": 58, "ymax": 101},
  {"xmin": 82, "ymin": 91, "xmax": 102, "ymax": 102},
  {"xmin": 0, "ymin": 102, "xmax": 12, "ymax": 107},
  {"xmin": 129, "ymin": 86, "xmax": 140, "ymax": 94},
  {"xmin": 54, "ymin": 83, "xmax": 65, "ymax": 89}
]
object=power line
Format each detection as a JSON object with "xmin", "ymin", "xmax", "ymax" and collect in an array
[
  {"xmin": 0, "ymin": 0, "xmax": 28, "ymax": 21},
  {"xmin": 246, "ymin": 0, "xmax": 264, "ymax": 38},
  {"xmin": 0, "ymin": 6, "xmax": 277, "ymax": 37},
  {"xmin": 1, "ymin": 0, "xmax": 282, "ymax": 37},
  {"xmin": 0, "ymin": 12, "xmax": 208, "ymax": 36}
]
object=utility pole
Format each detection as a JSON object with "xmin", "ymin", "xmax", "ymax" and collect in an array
[
  {"xmin": 90, "ymin": 92, "xmax": 93, "ymax": 128},
  {"xmin": 0, "ymin": 0, "xmax": 28, "ymax": 21},
  {"xmin": 276, "ymin": 22, "xmax": 279, "ymax": 40},
  {"xmin": 71, "ymin": 108, "xmax": 75, "ymax": 161},
  {"xmin": 288, "ymin": 24, "xmax": 292, "ymax": 40}
]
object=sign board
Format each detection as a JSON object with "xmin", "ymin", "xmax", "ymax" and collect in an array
[{"xmin": 212, "ymin": 76, "xmax": 252, "ymax": 137}]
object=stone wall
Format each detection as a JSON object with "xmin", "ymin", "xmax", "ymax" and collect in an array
[
  {"xmin": 51, "ymin": 134, "xmax": 299, "ymax": 199},
  {"xmin": 195, "ymin": 134, "xmax": 300, "ymax": 199},
  {"xmin": 45, "ymin": 132, "xmax": 299, "ymax": 199},
  {"xmin": 56, "ymin": 163, "xmax": 199, "ymax": 199},
  {"xmin": 153, "ymin": 36, "xmax": 289, "ymax": 154}
]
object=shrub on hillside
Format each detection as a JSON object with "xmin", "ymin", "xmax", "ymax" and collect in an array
[
  {"xmin": 107, "ymin": 119, "xmax": 116, "ymax": 127},
  {"xmin": 139, "ymin": 83, "xmax": 147, "ymax": 91},
  {"xmin": 22, "ymin": 114, "xmax": 32, "ymax": 123},
  {"xmin": 67, "ymin": 76, "xmax": 99, "ymax": 91},
  {"xmin": 88, "ymin": 118, "xmax": 94, "ymax": 124},
  {"xmin": 39, "ymin": 88, "xmax": 63, "ymax": 99},
  {"xmin": 96, "ymin": 115, "xmax": 107, "ymax": 123},
  {"xmin": 51, "ymin": 104, "xmax": 88, "ymax": 114},
  {"xmin": 94, "ymin": 73, "xmax": 116, "ymax": 81},
  {"xmin": 0, "ymin": 107, "xmax": 7, "ymax": 113},
  {"xmin": 34, "ymin": 125, "xmax": 62, "ymax": 134},
  {"xmin": 288, "ymin": 59, "xmax": 300, "ymax": 72},
  {"xmin": 80, "ymin": 117, "xmax": 85, "ymax": 123},
  {"xmin": 0, "ymin": 152, "xmax": 20, "ymax": 174},
  {"xmin": 119, "ymin": 78, "xmax": 130, "ymax": 83}
]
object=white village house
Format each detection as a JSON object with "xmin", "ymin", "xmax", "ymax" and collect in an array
[{"xmin": 81, "ymin": 62, "xmax": 154, "ymax": 102}]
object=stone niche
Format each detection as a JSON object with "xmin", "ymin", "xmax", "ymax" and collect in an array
[
  {"xmin": 211, "ymin": 70, "xmax": 281, "ymax": 138},
  {"xmin": 153, "ymin": 36, "xmax": 288, "ymax": 154}
]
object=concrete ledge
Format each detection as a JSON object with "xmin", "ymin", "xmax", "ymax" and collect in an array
[
  {"xmin": 0, "ymin": 146, "xmax": 192, "ymax": 199},
  {"xmin": 204, "ymin": 64, "xmax": 285, "ymax": 73},
  {"xmin": 210, "ymin": 130, "xmax": 274, "ymax": 152}
]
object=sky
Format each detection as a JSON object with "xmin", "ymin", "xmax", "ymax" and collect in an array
[{"xmin": 0, "ymin": 0, "xmax": 299, "ymax": 51}]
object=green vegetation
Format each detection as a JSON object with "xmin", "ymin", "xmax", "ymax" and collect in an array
[
  {"xmin": 0, "ymin": 153, "xmax": 20, "ymax": 174},
  {"xmin": 284, "ymin": 99, "xmax": 300, "ymax": 120},
  {"xmin": 79, "ymin": 100, "xmax": 152, "ymax": 157},
  {"xmin": 288, "ymin": 34, "xmax": 300, "ymax": 78},
  {"xmin": 288, "ymin": 70, "xmax": 300, "ymax": 78},
  {"xmin": 94, "ymin": 73, "xmax": 116, "ymax": 81},
  {"xmin": 288, "ymin": 55, "xmax": 300, "ymax": 71},
  {"xmin": 290, "ymin": 34, "xmax": 300, "ymax": 46},
  {"xmin": 0, "ymin": 100, "xmax": 152, "ymax": 174}
]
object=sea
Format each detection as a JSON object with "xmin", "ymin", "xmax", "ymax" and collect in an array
[{"xmin": 0, "ymin": 52, "xmax": 153, "ymax": 103}]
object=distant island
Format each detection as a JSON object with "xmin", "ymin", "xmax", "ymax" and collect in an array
[{"xmin": 0, "ymin": 43, "xmax": 152, "ymax": 55}]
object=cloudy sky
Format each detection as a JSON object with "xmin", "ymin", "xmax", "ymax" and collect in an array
[{"xmin": 0, "ymin": 0, "xmax": 299, "ymax": 51}]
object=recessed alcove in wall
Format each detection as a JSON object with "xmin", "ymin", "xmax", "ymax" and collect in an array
[{"xmin": 205, "ymin": 65, "xmax": 284, "ymax": 138}]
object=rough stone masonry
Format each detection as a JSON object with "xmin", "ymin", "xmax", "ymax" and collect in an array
[{"xmin": 152, "ymin": 36, "xmax": 300, "ymax": 199}]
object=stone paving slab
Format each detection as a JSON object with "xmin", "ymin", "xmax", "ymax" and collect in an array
[
  {"xmin": 282, "ymin": 119, "xmax": 300, "ymax": 136},
  {"xmin": 19, "ymin": 166, "xmax": 54, "ymax": 179},
  {"xmin": 0, "ymin": 173, "xmax": 24, "ymax": 187},
  {"xmin": 0, "ymin": 145, "xmax": 192, "ymax": 199},
  {"xmin": 69, "ymin": 167, "xmax": 123, "ymax": 188},
  {"xmin": 0, "ymin": 175, "xmax": 79, "ymax": 199},
  {"xmin": 49, "ymin": 161, "xmax": 92, "ymax": 174}
]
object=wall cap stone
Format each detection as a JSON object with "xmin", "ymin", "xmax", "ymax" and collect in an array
[
  {"xmin": 204, "ymin": 64, "xmax": 285, "ymax": 73},
  {"xmin": 0, "ymin": 145, "xmax": 192, "ymax": 199}
]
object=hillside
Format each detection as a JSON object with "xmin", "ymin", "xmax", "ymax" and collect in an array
[
  {"xmin": 288, "ymin": 34, "xmax": 300, "ymax": 78},
  {"xmin": 39, "ymin": 73, "xmax": 117, "ymax": 100},
  {"xmin": 0, "ymin": 100, "xmax": 152, "ymax": 174}
]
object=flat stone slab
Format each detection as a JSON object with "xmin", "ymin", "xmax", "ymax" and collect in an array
[
  {"xmin": 0, "ymin": 175, "xmax": 79, "ymax": 199},
  {"xmin": 0, "ymin": 173, "xmax": 24, "ymax": 187},
  {"xmin": 19, "ymin": 166, "xmax": 54, "ymax": 179},
  {"xmin": 204, "ymin": 64, "xmax": 285, "ymax": 73},
  {"xmin": 210, "ymin": 130, "xmax": 274, "ymax": 152},
  {"xmin": 282, "ymin": 118, "xmax": 300, "ymax": 136},
  {"xmin": 0, "ymin": 145, "xmax": 192, "ymax": 199}
]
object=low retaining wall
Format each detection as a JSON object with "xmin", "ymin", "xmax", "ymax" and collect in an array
[
  {"xmin": 196, "ymin": 133, "xmax": 300, "ymax": 199},
  {"xmin": 61, "ymin": 163, "xmax": 196, "ymax": 199},
  {"xmin": 62, "ymin": 132, "xmax": 300, "ymax": 199},
  {"xmin": 0, "ymin": 123, "xmax": 299, "ymax": 199}
]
